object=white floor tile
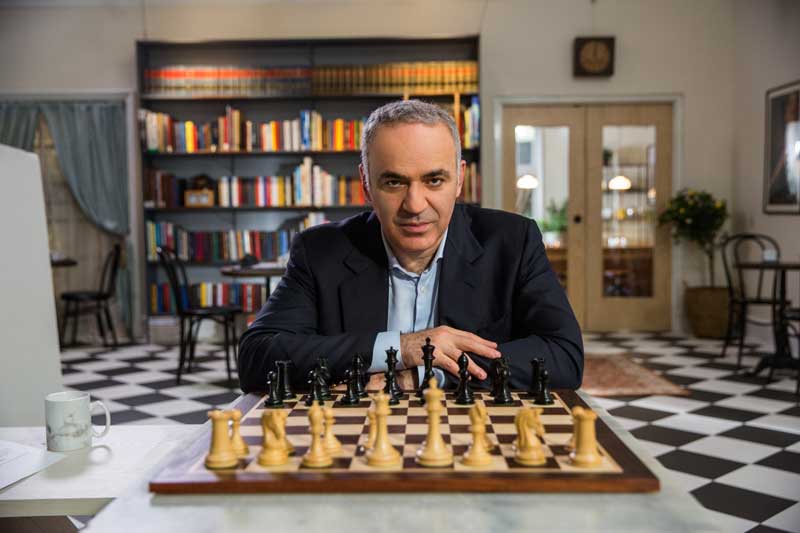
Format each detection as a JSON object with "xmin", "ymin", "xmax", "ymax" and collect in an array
[
  {"xmin": 680, "ymin": 435, "xmax": 781, "ymax": 463},
  {"xmin": 84, "ymin": 383, "xmax": 154, "ymax": 401},
  {"xmin": 136, "ymin": 359, "xmax": 181, "ymax": 371},
  {"xmin": 159, "ymin": 383, "xmax": 229, "ymax": 399},
  {"xmin": 89, "ymin": 398, "xmax": 131, "ymax": 414},
  {"xmin": 636, "ymin": 439, "xmax": 675, "ymax": 458},
  {"xmin": 695, "ymin": 509, "xmax": 756, "ymax": 533},
  {"xmin": 124, "ymin": 416, "xmax": 183, "ymax": 426},
  {"xmin": 786, "ymin": 441, "xmax": 800, "ymax": 453},
  {"xmin": 653, "ymin": 413, "xmax": 741, "ymax": 435},
  {"xmin": 689, "ymin": 379, "xmax": 764, "ymax": 396},
  {"xmin": 666, "ymin": 366, "xmax": 734, "ymax": 380},
  {"xmin": 635, "ymin": 347, "xmax": 695, "ymax": 358},
  {"xmin": 764, "ymin": 502, "xmax": 800, "ymax": 533},
  {"xmin": 629, "ymin": 395, "xmax": 709, "ymax": 414},
  {"xmin": 717, "ymin": 464, "xmax": 800, "ymax": 500},
  {"xmin": 137, "ymin": 399, "xmax": 210, "ymax": 417},
  {"xmin": 612, "ymin": 416, "xmax": 647, "ymax": 431},
  {"xmin": 748, "ymin": 414, "xmax": 800, "ymax": 435},
  {"xmin": 182, "ymin": 370, "xmax": 232, "ymax": 383},
  {"xmin": 113, "ymin": 370, "xmax": 175, "ymax": 384},
  {"xmin": 663, "ymin": 469, "xmax": 713, "ymax": 492},
  {"xmin": 61, "ymin": 372, "xmax": 105, "ymax": 385},
  {"xmin": 60, "ymin": 350, "xmax": 93, "ymax": 362},
  {"xmin": 715, "ymin": 395, "xmax": 796, "ymax": 414},
  {"xmin": 589, "ymin": 397, "xmax": 627, "ymax": 411},
  {"xmin": 767, "ymin": 379, "xmax": 800, "ymax": 393},
  {"xmin": 583, "ymin": 342, "xmax": 624, "ymax": 355},
  {"xmin": 70, "ymin": 360, "xmax": 131, "ymax": 373},
  {"xmin": 713, "ymin": 354, "xmax": 762, "ymax": 368}
]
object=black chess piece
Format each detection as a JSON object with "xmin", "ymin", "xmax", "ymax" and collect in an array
[
  {"xmin": 454, "ymin": 353, "xmax": 475, "ymax": 405},
  {"xmin": 384, "ymin": 347, "xmax": 403, "ymax": 400},
  {"xmin": 353, "ymin": 353, "xmax": 368, "ymax": 398},
  {"xmin": 416, "ymin": 337, "xmax": 436, "ymax": 399},
  {"xmin": 305, "ymin": 368, "xmax": 325, "ymax": 406},
  {"xmin": 527, "ymin": 358, "xmax": 543, "ymax": 398},
  {"xmin": 490, "ymin": 357, "xmax": 506, "ymax": 398},
  {"xmin": 493, "ymin": 358, "xmax": 514, "ymax": 405},
  {"xmin": 276, "ymin": 360, "xmax": 296, "ymax": 400},
  {"xmin": 535, "ymin": 368, "xmax": 554, "ymax": 405},
  {"xmin": 339, "ymin": 369, "xmax": 361, "ymax": 406},
  {"xmin": 316, "ymin": 356, "xmax": 332, "ymax": 400},
  {"xmin": 264, "ymin": 370, "xmax": 284, "ymax": 408}
]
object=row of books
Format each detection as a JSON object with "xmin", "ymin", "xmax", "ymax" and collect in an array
[
  {"xmin": 149, "ymin": 282, "xmax": 267, "ymax": 314},
  {"xmin": 462, "ymin": 97, "xmax": 480, "ymax": 149},
  {"xmin": 139, "ymin": 107, "xmax": 364, "ymax": 154},
  {"xmin": 460, "ymin": 162, "xmax": 481, "ymax": 204},
  {"xmin": 142, "ymin": 61, "xmax": 478, "ymax": 97},
  {"xmin": 146, "ymin": 212, "xmax": 325, "ymax": 263}
]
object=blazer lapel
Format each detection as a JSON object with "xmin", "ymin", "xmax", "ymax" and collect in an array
[
  {"xmin": 339, "ymin": 212, "xmax": 389, "ymax": 333},
  {"xmin": 438, "ymin": 206, "xmax": 485, "ymax": 329}
]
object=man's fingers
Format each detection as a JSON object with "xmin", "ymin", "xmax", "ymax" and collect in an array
[
  {"xmin": 456, "ymin": 337, "xmax": 501, "ymax": 359},
  {"xmin": 433, "ymin": 352, "xmax": 459, "ymax": 376},
  {"xmin": 453, "ymin": 329, "xmax": 498, "ymax": 348},
  {"xmin": 463, "ymin": 354, "xmax": 487, "ymax": 380}
]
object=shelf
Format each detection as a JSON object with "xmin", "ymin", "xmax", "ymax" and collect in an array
[
  {"xmin": 143, "ymin": 147, "xmax": 479, "ymax": 158},
  {"xmin": 140, "ymin": 92, "xmax": 479, "ymax": 102},
  {"xmin": 602, "ymin": 188, "xmax": 651, "ymax": 194},
  {"xmin": 144, "ymin": 205, "xmax": 369, "ymax": 214},
  {"xmin": 147, "ymin": 261, "xmax": 236, "ymax": 267}
]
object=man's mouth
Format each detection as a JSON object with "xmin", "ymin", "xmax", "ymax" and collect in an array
[{"xmin": 398, "ymin": 222, "xmax": 432, "ymax": 234}]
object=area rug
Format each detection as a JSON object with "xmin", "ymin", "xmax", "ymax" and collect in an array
[{"xmin": 580, "ymin": 353, "xmax": 688, "ymax": 397}]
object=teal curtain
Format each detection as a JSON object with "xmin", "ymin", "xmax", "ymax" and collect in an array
[
  {"xmin": 0, "ymin": 102, "xmax": 39, "ymax": 151},
  {"xmin": 39, "ymin": 101, "xmax": 133, "ymax": 333}
]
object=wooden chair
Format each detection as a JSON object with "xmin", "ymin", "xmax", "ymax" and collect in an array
[
  {"xmin": 720, "ymin": 233, "xmax": 782, "ymax": 370},
  {"xmin": 156, "ymin": 246, "xmax": 241, "ymax": 385},
  {"xmin": 60, "ymin": 244, "xmax": 121, "ymax": 348}
]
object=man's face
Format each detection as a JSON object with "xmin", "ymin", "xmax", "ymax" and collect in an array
[{"xmin": 360, "ymin": 122, "xmax": 464, "ymax": 262}]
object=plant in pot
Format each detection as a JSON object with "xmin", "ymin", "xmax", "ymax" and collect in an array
[
  {"xmin": 658, "ymin": 189, "xmax": 729, "ymax": 338},
  {"xmin": 541, "ymin": 199, "xmax": 568, "ymax": 248}
]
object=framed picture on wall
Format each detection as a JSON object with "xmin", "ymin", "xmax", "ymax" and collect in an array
[{"xmin": 764, "ymin": 79, "xmax": 800, "ymax": 214}]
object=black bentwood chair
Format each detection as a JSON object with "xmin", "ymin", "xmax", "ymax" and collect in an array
[
  {"xmin": 156, "ymin": 247, "xmax": 241, "ymax": 385},
  {"xmin": 720, "ymin": 233, "xmax": 783, "ymax": 371},
  {"xmin": 60, "ymin": 243, "xmax": 121, "ymax": 348}
]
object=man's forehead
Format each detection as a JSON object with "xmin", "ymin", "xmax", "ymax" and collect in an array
[{"xmin": 369, "ymin": 122, "xmax": 457, "ymax": 165}]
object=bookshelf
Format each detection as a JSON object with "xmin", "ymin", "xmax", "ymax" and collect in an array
[{"xmin": 137, "ymin": 37, "xmax": 481, "ymax": 319}]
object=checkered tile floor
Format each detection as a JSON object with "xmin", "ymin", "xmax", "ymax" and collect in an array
[{"xmin": 60, "ymin": 332, "xmax": 800, "ymax": 532}]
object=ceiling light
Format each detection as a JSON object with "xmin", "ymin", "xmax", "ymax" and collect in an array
[{"xmin": 516, "ymin": 174, "xmax": 540, "ymax": 189}]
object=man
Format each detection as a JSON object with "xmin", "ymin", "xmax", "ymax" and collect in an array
[{"xmin": 238, "ymin": 100, "xmax": 583, "ymax": 392}]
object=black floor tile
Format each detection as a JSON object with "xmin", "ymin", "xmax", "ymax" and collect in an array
[
  {"xmin": 746, "ymin": 525, "xmax": 794, "ymax": 533},
  {"xmin": 608, "ymin": 405, "xmax": 673, "ymax": 422},
  {"xmin": 722, "ymin": 373, "xmax": 772, "ymax": 385},
  {"xmin": 61, "ymin": 367, "xmax": 80, "ymax": 375},
  {"xmin": 193, "ymin": 391, "xmax": 241, "ymax": 407},
  {"xmin": 93, "ymin": 409, "xmax": 154, "ymax": 425},
  {"xmin": 658, "ymin": 450, "xmax": 744, "ymax": 479},
  {"xmin": 97, "ymin": 366, "xmax": 141, "ymax": 377},
  {"xmin": 756, "ymin": 450, "xmax": 800, "ymax": 475},
  {"xmin": 691, "ymin": 482, "xmax": 795, "ymax": 523},
  {"xmin": 60, "ymin": 357, "xmax": 99, "ymax": 366},
  {"xmin": 209, "ymin": 379, "xmax": 241, "ymax": 389},
  {"xmin": 718, "ymin": 425, "xmax": 800, "ymax": 447},
  {"xmin": 689, "ymin": 405, "xmax": 763, "ymax": 422},
  {"xmin": 663, "ymin": 374, "xmax": 704, "ymax": 386},
  {"xmin": 69, "ymin": 379, "xmax": 124, "ymax": 391},
  {"xmin": 120, "ymin": 355, "xmax": 165, "ymax": 364},
  {"xmin": 115, "ymin": 392, "xmax": 177, "ymax": 407},
  {"xmin": 641, "ymin": 362, "xmax": 682, "ymax": 372},
  {"xmin": 630, "ymin": 425, "xmax": 705, "ymax": 447},
  {"xmin": 683, "ymin": 388, "xmax": 731, "ymax": 403},
  {"xmin": 698, "ymin": 362, "xmax": 741, "ymax": 371},
  {"xmin": 779, "ymin": 405, "xmax": 800, "ymax": 417},
  {"xmin": 139, "ymin": 378, "xmax": 181, "ymax": 390},
  {"xmin": 168, "ymin": 410, "xmax": 212, "ymax": 424},
  {"xmin": 750, "ymin": 389, "xmax": 800, "ymax": 403}
]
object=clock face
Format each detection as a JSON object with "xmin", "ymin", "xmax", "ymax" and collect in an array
[{"xmin": 579, "ymin": 41, "xmax": 611, "ymax": 74}]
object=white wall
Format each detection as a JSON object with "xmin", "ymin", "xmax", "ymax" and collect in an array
[
  {"xmin": 0, "ymin": 0, "xmax": 766, "ymax": 334},
  {"xmin": 732, "ymin": 0, "xmax": 800, "ymax": 344}
]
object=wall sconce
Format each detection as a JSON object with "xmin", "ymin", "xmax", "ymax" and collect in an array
[
  {"xmin": 516, "ymin": 174, "xmax": 540, "ymax": 189},
  {"xmin": 608, "ymin": 175, "xmax": 632, "ymax": 191}
]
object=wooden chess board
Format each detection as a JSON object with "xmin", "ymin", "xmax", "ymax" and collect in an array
[{"xmin": 149, "ymin": 390, "xmax": 659, "ymax": 494}]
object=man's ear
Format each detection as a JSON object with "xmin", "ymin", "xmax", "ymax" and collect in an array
[
  {"xmin": 359, "ymin": 163, "xmax": 373, "ymax": 204},
  {"xmin": 456, "ymin": 159, "xmax": 466, "ymax": 198}
]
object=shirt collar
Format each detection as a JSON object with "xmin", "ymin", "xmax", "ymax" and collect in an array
[{"xmin": 381, "ymin": 228, "xmax": 448, "ymax": 277}]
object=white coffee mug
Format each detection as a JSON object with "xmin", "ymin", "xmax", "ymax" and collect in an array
[{"xmin": 45, "ymin": 391, "xmax": 111, "ymax": 452}]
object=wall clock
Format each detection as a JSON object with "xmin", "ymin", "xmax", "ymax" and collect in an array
[{"xmin": 574, "ymin": 37, "xmax": 615, "ymax": 77}]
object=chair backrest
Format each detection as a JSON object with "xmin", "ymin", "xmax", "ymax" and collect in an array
[
  {"xmin": 98, "ymin": 243, "xmax": 122, "ymax": 297},
  {"xmin": 721, "ymin": 233, "xmax": 781, "ymax": 301},
  {"xmin": 156, "ymin": 246, "xmax": 191, "ymax": 314}
]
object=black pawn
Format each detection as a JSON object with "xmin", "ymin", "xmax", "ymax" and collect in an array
[
  {"xmin": 416, "ymin": 337, "xmax": 436, "ymax": 398},
  {"xmin": 384, "ymin": 347, "xmax": 403, "ymax": 400},
  {"xmin": 454, "ymin": 353, "xmax": 475, "ymax": 405},
  {"xmin": 339, "ymin": 369, "xmax": 361, "ymax": 406},
  {"xmin": 528, "ymin": 358, "xmax": 543, "ymax": 398},
  {"xmin": 493, "ymin": 358, "xmax": 514, "ymax": 405},
  {"xmin": 353, "ymin": 353, "xmax": 368, "ymax": 398},
  {"xmin": 535, "ymin": 368, "xmax": 554, "ymax": 405},
  {"xmin": 264, "ymin": 371, "xmax": 284, "ymax": 408},
  {"xmin": 305, "ymin": 368, "xmax": 325, "ymax": 406},
  {"xmin": 316, "ymin": 356, "xmax": 332, "ymax": 400},
  {"xmin": 277, "ymin": 360, "xmax": 296, "ymax": 400}
]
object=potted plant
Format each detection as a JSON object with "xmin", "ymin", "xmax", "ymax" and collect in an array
[
  {"xmin": 658, "ymin": 189, "xmax": 729, "ymax": 338},
  {"xmin": 541, "ymin": 199, "xmax": 568, "ymax": 248}
]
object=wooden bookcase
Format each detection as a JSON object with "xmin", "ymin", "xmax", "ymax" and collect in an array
[{"xmin": 136, "ymin": 37, "xmax": 481, "ymax": 319}]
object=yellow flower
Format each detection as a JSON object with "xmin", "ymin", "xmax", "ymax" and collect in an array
[
  {"xmin": 715, "ymin": 200, "xmax": 723, "ymax": 208},
  {"xmin": 679, "ymin": 208, "xmax": 685, "ymax": 214}
]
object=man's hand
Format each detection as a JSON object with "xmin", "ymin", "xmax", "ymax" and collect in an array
[{"xmin": 400, "ymin": 326, "xmax": 501, "ymax": 380}]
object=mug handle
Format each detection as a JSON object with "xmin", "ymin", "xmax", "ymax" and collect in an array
[{"xmin": 90, "ymin": 400, "xmax": 111, "ymax": 438}]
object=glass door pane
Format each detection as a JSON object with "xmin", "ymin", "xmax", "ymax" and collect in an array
[{"xmin": 513, "ymin": 125, "xmax": 570, "ymax": 290}]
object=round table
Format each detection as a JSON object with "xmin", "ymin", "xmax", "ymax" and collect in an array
[{"xmin": 220, "ymin": 264, "xmax": 286, "ymax": 294}]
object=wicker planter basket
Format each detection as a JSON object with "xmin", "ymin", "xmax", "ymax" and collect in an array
[{"xmin": 684, "ymin": 286, "xmax": 729, "ymax": 338}]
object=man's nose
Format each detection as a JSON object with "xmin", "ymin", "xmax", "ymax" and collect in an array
[{"xmin": 401, "ymin": 182, "xmax": 428, "ymax": 214}]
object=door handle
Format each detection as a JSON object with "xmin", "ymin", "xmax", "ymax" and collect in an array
[{"xmin": 573, "ymin": 214, "xmax": 583, "ymax": 224}]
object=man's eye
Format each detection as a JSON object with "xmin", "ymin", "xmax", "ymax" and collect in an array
[
  {"xmin": 385, "ymin": 179, "xmax": 403, "ymax": 188},
  {"xmin": 428, "ymin": 177, "xmax": 444, "ymax": 186}
]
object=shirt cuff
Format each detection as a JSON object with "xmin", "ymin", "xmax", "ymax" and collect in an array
[
  {"xmin": 369, "ymin": 331, "xmax": 402, "ymax": 374},
  {"xmin": 416, "ymin": 365, "xmax": 447, "ymax": 388}
]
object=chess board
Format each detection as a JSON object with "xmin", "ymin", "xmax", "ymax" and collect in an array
[{"xmin": 149, "ymin": 390, "xmax": 659, "ymax": 494}]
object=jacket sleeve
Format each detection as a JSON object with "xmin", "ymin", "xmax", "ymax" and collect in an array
[
  {"xmin": 473, "ymin": 220, "xmax": 584, "ymax": 391},
  {"xmin": 237, "ymin": 232, "xmax": 378, "ymax": 393}
]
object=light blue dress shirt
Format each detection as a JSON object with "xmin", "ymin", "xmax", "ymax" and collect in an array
[{"xmin": 369, "ymin": 229, "xmax": 448, "ymax": 387}]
